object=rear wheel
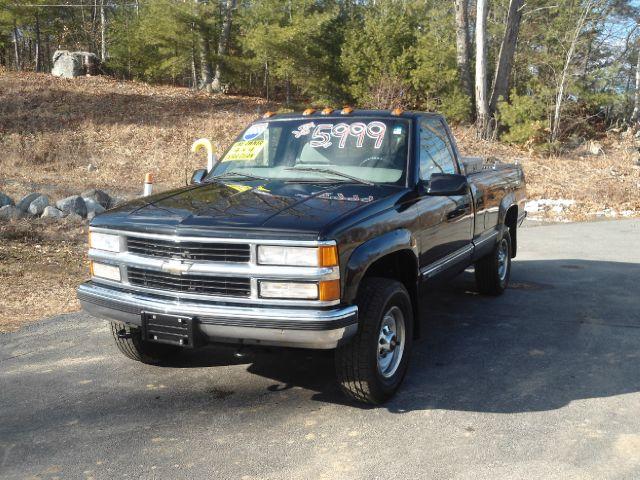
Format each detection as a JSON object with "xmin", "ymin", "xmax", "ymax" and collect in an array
[
  {"xmin": 335, "ymin": 278, "xmax": 413, "ymax": 405},
  {"xmin": 475, "ymin": 230, "xmax": 512, "ymax": 295},
  {"xmin": 110, "ymin": 321, "xmax": 179, "ymax": 365}
]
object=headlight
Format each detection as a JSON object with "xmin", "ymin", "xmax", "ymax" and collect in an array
[
  {"xmin": 89, "ymin": 231, "xmax": 122, "ymax": 253},
  {"xmin": 90, "ymin": 261, "xmax": 121, "ymax": 282},
  {"xmin": 259, "ymin": 279, "xmax": 340, "ymax": 301},
  {"xmin": 257, "ymin": 245, "xmax": 338, "ymax": 267}
]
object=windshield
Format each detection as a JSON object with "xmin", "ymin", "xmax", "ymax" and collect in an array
[{"xmin": 209, "ymin": 118, "xmax": 410, "ymax": 185}]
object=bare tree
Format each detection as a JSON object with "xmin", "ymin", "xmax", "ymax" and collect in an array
[
  {"xmin": 632, "ymin": 39, "xmax": 640, "ymax": 124},
  {"xmin": 551, "ymin": 0, "xmax": 601, "ymax": 142},
  {"xmin": 100, "ymin": 0, "xmax": 107, "ymax": 61},
  {"xmin": 35, "ymin": 13, "xmax": 41, "ymax": 72},
  {"xmin": 13, "ymin": 19, "xmax": 21, "ymax": 71},
  {"xmin": 454, "ymin": 0, "xmax": 473, "ymax": 102},
  {"xmin": 211, "ymin": 0, "xmax": 236, "ymax": 93},
  {"xmin": 489, "ymin": 0, "xmax": 524, "ymax": 114},
  {"xmin": 195, "ymin": 0, "xmax": 214, "ymax": 92},
  {"xmin": 475, "ymin": 0, "xmax": 490, "ymax": 138}
]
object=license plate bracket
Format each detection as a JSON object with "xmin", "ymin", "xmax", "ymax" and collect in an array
[{"xmin": 141, "ymin": 312, "xmax": 196, "ymax": 348}]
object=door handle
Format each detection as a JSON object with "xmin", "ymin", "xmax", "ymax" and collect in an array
[{"xmin": 446, "ymin": 205, "xmax": 468, "ymax": 221}]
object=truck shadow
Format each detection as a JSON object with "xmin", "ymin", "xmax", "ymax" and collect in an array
[{"xmin": 199, "ymin": 258, "xmax": 640, "ymax": 412}]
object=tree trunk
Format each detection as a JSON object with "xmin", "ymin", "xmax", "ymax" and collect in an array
[
  {"xmin": 454, "ymin": 0, "xmax": 473, "ymax": 103},
  {"xmin": 551, "ymin": 0, "xmax": 594, "ymax": 142},
  {"xmin": 475, "ymin": 0, "xmax": 490, "ymax": 139},
  {"xmin": 100, "ymin": 0, "xmax": 107, "ymax": 61},
  {"xmin": 632, "ymin": 45, "xmax": 640, "ymax": 124},
  {"xmin": 489, "ymin": 0, "xmax": 523, "ymax": 115},
  {"xmin": 35, "ymin": 13, "xmax": 41, "ymax": 72},
  {"xmin": 13, "ymin": 19, "xmax": 21, "ymax": 71},
  {"xmin": 195, "ymin": 0, "xmax": 214, "ymax": 92},
  {"xmin": 211, "ymin": 0, "xmax": 236, "ymax": 93}
]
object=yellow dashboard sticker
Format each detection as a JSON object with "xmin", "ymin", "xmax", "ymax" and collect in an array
[
  {"xmin": 222, "ymin": 140, "xmax": 265, "ymax": 162},
  {"xmin": 227, "ymin": 184, "xmax": 252, "ymax": 193}
]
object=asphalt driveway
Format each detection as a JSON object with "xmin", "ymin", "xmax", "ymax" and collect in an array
[{"xmin": 1, "ymin": 219, "xmax": 639, "ymax": 479}]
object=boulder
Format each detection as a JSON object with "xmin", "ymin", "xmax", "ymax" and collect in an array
[
  {"xmin": 81, "ymin": 188, "xmax": 111, "ymax": 209},
  {"xmin": 28, "ymin": 194, "xmax": 50, "ymax": 216},
  {"xmin": 52, "ymin": 50, "xmax": 99, "ymax": 78},
  {"xmin": 0, "ymin": 205, "xmax": 22, "ymax": 220},
  {"xmin": 56, "ymin": 195, "xmax": 87, "ymax": 218},
  {"xmin": 0, "ymin": 193, "xmax": 14, "ymax": 208},
  {"xmin": 83, "ymin": 197, "xmax": 106, "ymax": 218},
  {"xmin": 17, "ymin": 193, "xmax": 42, "ymax": 212},
  {"xmin": 42, "ymin": 206, "xmax": 65, "ymax": 219}
]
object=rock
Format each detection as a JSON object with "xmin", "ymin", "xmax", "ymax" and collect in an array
[
  {"xmin": 42, "ymin": 206, "xmax": 65, "ymax": 219},
  {"xmin": 28, "ymin": 194, "xmax": 49, "ymax": 216},
  {"xmin": 0, "ymin": 193, "xmax": 14, "ymax": 207},
  {"xmin": 83, "ymin": 197, "xmax": 106, "ymax": 217},
  {"xmin": 56, "ymin": 195, "xmax": 87, "ymax": 218},
  {"xmin": 81, "ymin": 188, "xmax": 111, "ymax": 209},
  {"xmin": 52, "ymin": 50, "xmax": 99, "ymax": 78},
  {"xmin": 87, "ymin": 163, "xmax": 97, "ymax": 172},
  {"xmin": 17, "ymin": 193, "xmax": 42, "ymax": 212},
  {"xmin": 0, "ymin": 205, "xmax": 22, "ymax": 220}
]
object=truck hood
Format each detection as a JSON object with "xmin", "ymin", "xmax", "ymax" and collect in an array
[{"xmin": 92, "ymin": 180, "xmax": 401, "ymax": 236}]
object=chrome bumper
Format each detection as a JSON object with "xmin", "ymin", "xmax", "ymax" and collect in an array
[{"xmin": 77, "ymin": 282, "xmax": 358, "ymax": 349}]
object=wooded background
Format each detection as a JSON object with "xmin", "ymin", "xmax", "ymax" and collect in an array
[{"xmin": 1, "ymin": 0, "xmax": 639, "ymax": 148}]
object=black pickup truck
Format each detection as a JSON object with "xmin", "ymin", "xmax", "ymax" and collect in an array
[{"xmin": 78, "ymin": 109, "xmax": 526, "ymax": 404}]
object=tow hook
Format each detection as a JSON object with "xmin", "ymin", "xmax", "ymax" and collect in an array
[{"xmin": 116, "ymin": 328, "xmax": 133, "ymax": 340}]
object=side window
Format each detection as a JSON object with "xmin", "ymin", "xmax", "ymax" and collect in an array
[{"xmin": 419, "ymin": 118, "xmax": 457, "ymax": 181}]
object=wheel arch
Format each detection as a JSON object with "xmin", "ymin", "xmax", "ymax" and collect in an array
[{"xmin": 343, "ymin": 229, "xmax": 420, "ymax": 338}]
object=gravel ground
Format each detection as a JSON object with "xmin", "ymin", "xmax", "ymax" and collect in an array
[{"xmin": 1, "ymin": 219, "xmax": 639, "ymax": 480}]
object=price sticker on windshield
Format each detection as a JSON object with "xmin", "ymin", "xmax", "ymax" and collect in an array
[
  {"xmin": 292, "ymin": 121, "xmax": 387, "ymax": 149},
  {"xmin": 222, "ymin": 140, "xmax": 265, "ymax": 162}
]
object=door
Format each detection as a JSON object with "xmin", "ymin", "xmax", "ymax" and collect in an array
[{"xmin": 415, "ymin": 117, "xmax": 474, "ymax": 278}]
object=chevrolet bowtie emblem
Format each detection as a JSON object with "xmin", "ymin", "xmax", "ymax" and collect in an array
[{"xmin": 161, "ymin": 260, "xmax": 193, "ymax": 275}]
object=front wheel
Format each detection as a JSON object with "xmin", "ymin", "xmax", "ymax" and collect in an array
[
  {"xmin": 335, "ymin": 278, "xmax": 413, "ymax": 405},
  {"xmin": 110, "ymin": 321, "xmax": 180, "ymax": 365},
  {"xmin": 475, "ymin": 230, "xmax": 512, "ymax": 295}
]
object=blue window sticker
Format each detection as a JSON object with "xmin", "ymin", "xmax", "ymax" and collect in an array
[{"xmin": 243, "ymin": 123, "xmax": 268, "ymax": 141}]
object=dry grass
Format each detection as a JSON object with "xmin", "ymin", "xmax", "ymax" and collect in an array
[
  {"xmin": 1, "ymin": 70, "xmax": 639, "ymax": 330},
  {"xmin": 0, "ymin": 219, "xmax": 88, "ymax": 333}
]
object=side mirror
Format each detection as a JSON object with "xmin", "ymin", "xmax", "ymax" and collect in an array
[
  {"xmin": 190, "ymin": 168, "xmax": 208, "ymax": 185},
  {"xmin": 426, "ymin": 173, "xmax": 469, "ymax": 196}
]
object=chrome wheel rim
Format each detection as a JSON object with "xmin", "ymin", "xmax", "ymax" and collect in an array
[
  {"xmin": 497, "ymin": 238, "xmax": 509, "ymax": 282},
  {"xmin": 377, "ymin": 306, "xmax": 406, "ymax": 379}
]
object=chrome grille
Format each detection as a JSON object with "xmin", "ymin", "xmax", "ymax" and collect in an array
[
  {"xmin": 127, "ymin": 267, "xmax": 251, "ymax": 297},
  {"xmin": 126, "ymin": 237, "xmax": 250, "ymax": 263}
]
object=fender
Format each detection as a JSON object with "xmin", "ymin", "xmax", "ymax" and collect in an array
[
  {"xmin": 342, "ymin": 228, "xmax": 419, "ymax": 305},
  {"xmin": 498, "ymin": 191, "xmax": 517, "ymax": 226}
]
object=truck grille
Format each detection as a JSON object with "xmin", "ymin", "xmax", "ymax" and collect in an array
[
  {"xmin": 126, "ymin": 237, "xmax": 250, "ymax": 263},
  {"xmin": 127, "ymin": 267, "xmax": 251, "ymax": 297}
]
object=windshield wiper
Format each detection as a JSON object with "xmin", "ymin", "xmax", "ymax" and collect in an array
[
  {"xmin": 210, "ymin": 171, "xmax": 271, "ymax": 182},
  {"xmin": 284, "ymin": 167, "xmax": 374, "ymax": 186}
]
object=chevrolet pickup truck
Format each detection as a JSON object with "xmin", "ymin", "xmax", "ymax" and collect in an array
[{"xmin": 78, "ymin": 108, "xmax": 526, "ymax": 404}]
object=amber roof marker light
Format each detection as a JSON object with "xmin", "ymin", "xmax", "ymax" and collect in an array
[
  {"xmin": 391, "ymin": 108, "xmax": 404, "ymax": 116},
  {"xmin": 341, "ymin": 106, "xmax": 354, "ymax": 115},
  {"xmin": 262, "ymin": 111, "xmax": 275, "ymax": 119},
  {"xmin": 321, "ymin": 107, "xmax": 334, "ymax": 115},
  {"xmin": 302, "ymin": 108, "xmax": 316, "ymax": 116}
]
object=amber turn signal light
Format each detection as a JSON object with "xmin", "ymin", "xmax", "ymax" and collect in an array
[
  {"xmin": 318, "ymin": 279, "xmax": 340, "ymax": 301},
  {"xmin": 318, "ymin": 245, "xmax": 338, "ymax": 267}
]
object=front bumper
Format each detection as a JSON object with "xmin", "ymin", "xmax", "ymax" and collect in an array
[{"xmin": 77, "ymin": 282, "xmax": 358, "ymax": 349}]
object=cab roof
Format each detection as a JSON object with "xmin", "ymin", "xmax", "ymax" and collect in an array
[{"xmin": 259, "ymin": 109, "xmax": 444, "ymax": 121}]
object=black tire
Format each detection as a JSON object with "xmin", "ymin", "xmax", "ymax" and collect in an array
[
  {"xmin": 335, "ymin": 277, "xmax": 414, "ymax": 405},
  {"xmin": 110, "ymin": 321, "xmax": 179, "ymax": 365},
  {"xmin": 475, "ymin": 229, "xmax": 512, "ymax": 296}
]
